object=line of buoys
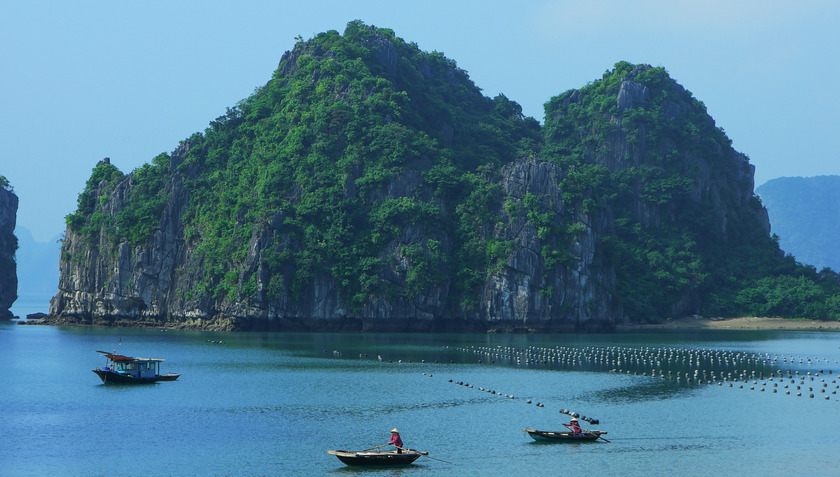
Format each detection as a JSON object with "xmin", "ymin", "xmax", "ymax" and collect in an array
[
  {"xmin": 458, "ymin": 344, "xmax": 836, "ymax": 373},
  {"xmin": 559, "ymin": 409, "xmax": 599, "ymax": 425},
  {"xmin": 445, "ymin": 375, "xmax": 602, "ymax": 423},
  {"xmin": 322, "ymin": 344, "xmax": 840, "ymax": 408},
  {"xmin": 441, "ymin": 344, "xmax": 840, "ymax": 406}
]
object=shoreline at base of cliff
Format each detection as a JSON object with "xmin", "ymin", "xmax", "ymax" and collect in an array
[
  {"xmin": 617, "ymin": 316, "xmax": 840, "ymax": 331},
  {"xmin": 15, "ymin": 314, "xmax": 840, "ymax": 332}
]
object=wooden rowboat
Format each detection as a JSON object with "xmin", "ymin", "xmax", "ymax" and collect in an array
[
  {"xmin": 522, "ymin": 427, "xmax": 607, "ymax": 442},
  {"xmin": 327, "ymin": 449, "xmax": 427, "ymax": 466}
]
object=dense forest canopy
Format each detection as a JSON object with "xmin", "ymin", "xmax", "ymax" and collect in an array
[
  {"xmin": 539, "ymin": 62, "xmax": 840, "ymax": 320},
  {"xmin": 61, "ymin": 22, "xmax": 840, "ymax": 326},
  {"xmin": 65, "ymin": 21, "xmax": 542, "ymax": 317}
]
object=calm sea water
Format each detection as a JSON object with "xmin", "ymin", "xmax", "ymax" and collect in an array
[
  {"xmin": 8, "ymin": 293, "xmax": 52, "ymax": 319},
  {"xmin": 1, "ymin": 323, "xmax": 838, "ymax": 476}
]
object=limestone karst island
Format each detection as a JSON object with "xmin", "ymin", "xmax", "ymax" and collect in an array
[
  {"xmin": 0, "ymin": 176, "xmax": 18, "ymax": 321},
  {"xmin": 24, "ymin": 21, "xmax": 840, "ymax": 332}
]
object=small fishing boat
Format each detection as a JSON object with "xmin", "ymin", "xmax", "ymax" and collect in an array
[
  {"xmin": 522, "ymin": 428, "xmax": 608, "ymax": 442},
  {"xmin": 326, "ymin": 448, "xmax": 427, "ymax": 466},
  {"xmin": 93, "ymin": 350, "xmax": 180, "ymax": 384}
]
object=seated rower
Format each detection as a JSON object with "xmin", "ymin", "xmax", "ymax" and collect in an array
[{"xmin": 564, "ymin": 417, "xmax": 583, "ymax": 434}]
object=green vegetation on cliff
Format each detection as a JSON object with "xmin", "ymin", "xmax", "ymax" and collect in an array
[
  {"xmin": 542, "ymin": 61, "xmax": 840, "ymax": 320},
  {"xmin": 67, "ymin": 21, "xmax": 541, "ymax": 312},
  {"xmin": 63, "ymin": 23, "xmax": 840, "ymax": 323},
  {"xmin": 181, "ymin": 21, "xmax": 540, "ymax": 307}
]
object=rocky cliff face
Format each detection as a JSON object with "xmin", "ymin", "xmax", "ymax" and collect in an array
[
  {"xmin": 0, "ymin": 186, "xmax": 18, "ymax": 320},
  {"xmin": 51, "ymin": 24, "xmax": 621, "ymax": 332},
  {"xmin": 545, "ymin": 63, "xmax": 774, "ymax": 319},
  {"xmin": 47, "ymin": 32, "xmax": 778, "ymax": 331},
  {"xmin": 50, "ymin": 152, "xmax": 618, "ymax": 331},
  {"xmin": 482, "ymin": 157, "xmax": 616, "ymax": 331},
  {"xmin": 558, "ymin": 65, "xmax": 768, "ymax": 237}
]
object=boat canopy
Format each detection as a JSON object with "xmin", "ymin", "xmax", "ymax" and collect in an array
[{"xmin": 97, "ymin": 350, "xmax": 165, "ymax": 363}]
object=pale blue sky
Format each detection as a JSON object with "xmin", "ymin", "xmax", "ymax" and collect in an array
[{"xmin": 2, "ymin": 1, "xmax": 838, "ymax": 242}]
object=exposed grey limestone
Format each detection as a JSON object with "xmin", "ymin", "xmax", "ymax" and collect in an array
[
  {"xmin": 0, "ymin": 187, "xmax": 17, "ymax": 320},
  {"xmin": 482, "ymin": 157, "xmax": 616, "ymax": 331},
  {"xmin": 47, "ymin": 59, "xmax": 769, "ymax": 332},
  {"xmin": 48, "ymin": 153, "xmax": 619, "ymax": 332}
]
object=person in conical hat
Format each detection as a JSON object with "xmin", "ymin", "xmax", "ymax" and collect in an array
[
  {"xmin": 564, "ymin": 417, "xmax": 582, "ymax": 434},
  {"xmin": 389, "ymin": 427, "xmax": 404, "ymax": 453}
]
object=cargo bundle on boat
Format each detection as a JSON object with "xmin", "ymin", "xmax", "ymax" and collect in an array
[{"xmin": 92, "ymin": 350, "xmax": 180, "ymax": 384}]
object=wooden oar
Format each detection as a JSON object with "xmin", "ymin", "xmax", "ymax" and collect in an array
[
  {"xmin": 401, "ymin": 447, "xmax": 454, "ymax": 465},
  {"xmin": 563, "ymin": 424, "xmax": 610, "ymax": 442}
]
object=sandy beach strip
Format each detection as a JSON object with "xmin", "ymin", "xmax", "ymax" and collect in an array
[{"xmin": 617, "ymin": 316, "xmax": 840, "ymax": 331}]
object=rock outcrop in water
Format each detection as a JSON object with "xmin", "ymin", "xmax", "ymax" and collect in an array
[
  {"xmin": 49, "ymin": 24, "xmax": 797, "ymax": 331},
  {"xmin": 0, "ymin": 182, "xmax": 18, "ymax": 320}
]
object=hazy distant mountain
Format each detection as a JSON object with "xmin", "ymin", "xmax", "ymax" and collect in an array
[
  {"xmin": 756, "ymin": 176, "xmax": 840, "ymax": 272},
  {"xmin": 15, "ymin": 226, "xmax": 61, "ymax": 294}
]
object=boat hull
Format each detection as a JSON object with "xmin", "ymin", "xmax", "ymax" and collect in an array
[
  {"xmin": 93, "ymin": 369, "xmax": 180, "ymax": 384},
  {"xmin": 327, "ymin": 450, "xmax": 423, "ymax": 466},
  {"xmin": 522, "ymin": 428, "xmax": 605, "ymax": 442}
]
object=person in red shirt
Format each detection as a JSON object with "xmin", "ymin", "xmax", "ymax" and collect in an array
[
  {"xmin": 389, "ymin": 428, "xmax": 404, "ymax": 453},
  {"xmin": 564, "ymin": 417, "xmax": 583, "ymax": 434}
]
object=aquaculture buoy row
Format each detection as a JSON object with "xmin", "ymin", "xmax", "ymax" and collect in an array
[
  {"xmin": 451, "ymin": 344, "xmax": 837, "ymax": 382},
  {"xmin": 443, "ymin": 344, "xmax": 840, "ymax": 405},
  {"xmin": 722, "ymin": 374, "xmax": 840, "ymax": 392},
  {"xmin": 323, "ymin": 343, "xmax": 838, "ymax": 406},
  {"xmin": 446, "ymin": 378, "xmax": 602, "ymax": 424},
  {"xmin": 455, "ymin": 344, "xmax": 834, "ymax": 371}
]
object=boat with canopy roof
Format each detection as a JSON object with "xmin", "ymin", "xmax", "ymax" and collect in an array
[{"xmin": 92, "ymin": 350, "xmax": 180, "ymax": 384}]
